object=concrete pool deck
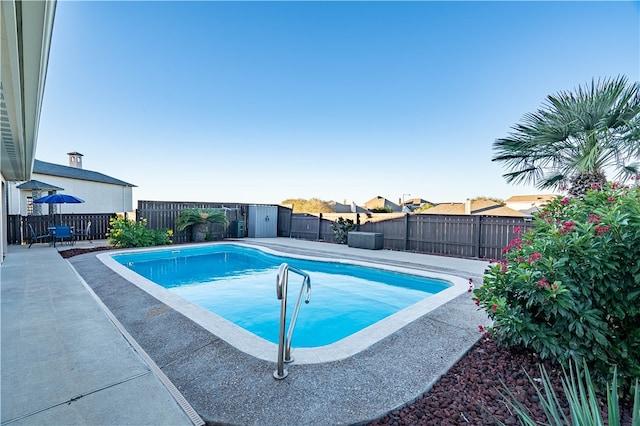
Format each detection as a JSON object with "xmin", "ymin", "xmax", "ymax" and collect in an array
[
  {"xmin": 2, "ymin": 238, "xmax": 490, "ymax": 425},
  {"xmin": 1, "ymin": 240, "xmax": 198, "ymax": 426}
]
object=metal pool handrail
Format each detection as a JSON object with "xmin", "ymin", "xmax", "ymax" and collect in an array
[{"xmin": 273, "ymin": 263, "xmax": 311, "ymax": 380}]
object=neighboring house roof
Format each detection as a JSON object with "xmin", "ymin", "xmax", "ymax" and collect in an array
[
  {"xmin": 329, "ymin": 201, "xmax": 369, "ymax": 213},
  {"xmin": 16, "ymin": 180, "xmax": 64, "ymax": 191},
  {"xmin": 505, "ymin": 194, "xmax": 558, "ymax": 203},
  {"xmin": 364, "ymin": 196, "xmax": 401, "ymax": 211},
  {"xmin": 33, "ymin": 160, "xmax": 136, "ymax": 187},
  {"xmin": 328, "ymin": 201, "xmax": 352, "ymax": 213},
  {"xmin": 480, "ymin": 206, "xmax": 529, "ymax": 217},
  {"xmin": 466, "ymin": 199, "xmax": 502, "ymax": 213},
  {"xmin": 402, "ymin": 198, "xmax": 429, "ymax": 205},
  {"xmin": 422, "ymin": 203, "xmax": 467, "ymax": 215},
  {"xmin": 423, "ymin": 199, "xmax": 528, "ymax": 217}
]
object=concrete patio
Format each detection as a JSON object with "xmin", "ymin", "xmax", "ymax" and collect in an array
[{"xmin": 1, "ymin": 240, "xmax": 200, "ymax": 426}]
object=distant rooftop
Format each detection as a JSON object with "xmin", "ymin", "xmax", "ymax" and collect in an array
[
  {"xmin": 16, "ymin": 180, "xmax": 64, "ymax": 191},
  {"xmin": 505, "ymin": 194, "xmax": 558, "ymax": 203},
  {"xmin": 34, "ymin": 160, "xmax": 136, "ymax": 187},
  {"xmin": 424, "ymin": 199, "xmax": 528, "ymax": 217}
]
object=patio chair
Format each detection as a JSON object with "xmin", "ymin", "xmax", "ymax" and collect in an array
[
  {"xmin": 28, "ymin": 224, "xmax": 50, "ymax": 248},
  {"xmin": 55, "ymin": 226, "xmax": 73, "ymax": 246},
  {"xmin": 75, "ymin": 221, "xmax": 92, "ymax": 243}
]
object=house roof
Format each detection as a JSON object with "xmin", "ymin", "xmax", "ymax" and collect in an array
[
  {"xmin": 364, "ymin": 196, "xmax": 400, "ymax": 210},
  {"xmin": 480, "ymin": 206, "xmax": 529, "ymax": 217},
  {"xmin": 402, "ymin": 198, "xmax": 431, "ymax": 205},
  {"xmin": 468, "ymin": 199, "xmax": 503, "ymax": 213},
  {"xmin": 423, "ymin": 203, "xmax": 467, "ymax": 215},
  {"xmin": 33, "ymin": 160, "xmax": 136, "ymax": 187},
  {"xmin": 505, "ymin": 194, "xmax": 558, "ymax": 203},
  {"xmin": 423, "ymin": 199, "xmax": 528, "ymax": 217},
  {"xmin": 328, "ymin": 201, "xmax": 369, "ymax": 213},
  {"xmin": 16, "ymin": 180, "xmax": 64, "ymax": 191}
]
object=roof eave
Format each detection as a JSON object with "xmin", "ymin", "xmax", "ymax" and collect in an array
[{"xmin": 1, "ymin": 0, "xmax": 57, "ymax": 181}]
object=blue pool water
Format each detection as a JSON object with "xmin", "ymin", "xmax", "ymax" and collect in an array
[{"xmin": 112, "ymin": 244, "xmax": 451, "ymax": 347}]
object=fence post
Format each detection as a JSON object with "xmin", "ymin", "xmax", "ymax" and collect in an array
[
  {"xmin": 404, "ymin": 213, "xmax": 409, "ymax": 251},
  {"xmin": 474, "ymin": 215, "xmax": 481, "ymax": 258},
  {"xmin": 317, "ymin": 213, "xmax": 322, "ymax": 240}
]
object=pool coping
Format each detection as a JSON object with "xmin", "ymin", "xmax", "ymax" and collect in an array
[{"xmin": 98, "ymin": 241, "xmax": 469, "ymax": 364}]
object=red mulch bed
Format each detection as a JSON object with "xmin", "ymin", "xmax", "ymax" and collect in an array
[
  {"xmin": 58, "ymin": 246, "xmax": 114, "ymax": 258},
  {"xmin": 366, "ymin": 339, "xmax": 635, "ymax": 425}
]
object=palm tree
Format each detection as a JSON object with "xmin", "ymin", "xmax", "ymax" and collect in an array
[
  {"xmin": 175, "ymin": 208, "xmax": 229, "ymax": 242},
  {"xmin": 493, "ymin": 75, "xmax": 640, "ymax": 196}
]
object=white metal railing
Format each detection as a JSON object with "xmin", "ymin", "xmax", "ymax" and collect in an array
[{"xmin": 273, "ymin": 263, "xmax": 311, "ymax": 380}]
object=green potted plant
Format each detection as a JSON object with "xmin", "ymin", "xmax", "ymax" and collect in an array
[
  {"xmin": 175, "ymin": 208, "xmax": 229, "ymax": 242},
  {"xmin": 331, "ymin": 217, "xmax": 357, "ymax": 244}
]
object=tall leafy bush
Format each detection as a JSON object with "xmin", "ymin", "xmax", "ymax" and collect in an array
[
  {"xmin": 107, "ymin": 215, "xmax": 173, "ymax": 248},
  {"xmin": 474, "ymin": 183, "xmax": 640, "ymax": 392}
]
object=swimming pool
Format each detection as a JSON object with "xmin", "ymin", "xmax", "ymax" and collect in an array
[
  {"xmin": 99, "ymin": 242, "xmax": 468, "ymax": 363},
  {"xmin": 112, "ymin": 244, "xmax": 450, "ymax": 347}
]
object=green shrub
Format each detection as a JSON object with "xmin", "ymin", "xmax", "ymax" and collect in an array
[
  {"xmin": 331, "ymin": 217, "xmax": 357, "ymax": 244},
  {"xmin": 474, "ymin": 183, "xmax": 640, "ymax": 392},
  {"xmin": 107, "ymin": 215, "xmax": 173, "ymax": 248}
]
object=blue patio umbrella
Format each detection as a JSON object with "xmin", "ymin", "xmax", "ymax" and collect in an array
[
  {"xmin": 34, "ymin": 193, "xmax": 85, "ymax": 204},
  {"xmin": 34, "ymin": 193, "xmax": 85, "ymax": 223}
]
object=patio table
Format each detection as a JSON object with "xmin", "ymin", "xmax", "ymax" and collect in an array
[{"xmin": 48, "ymin": 226, "xmax": 74, "ymax": 247}]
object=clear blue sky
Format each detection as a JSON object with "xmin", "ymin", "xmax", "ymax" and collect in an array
[{"xmin": 36, "ymin": 1, "xmax": 640, "ymax": 206}]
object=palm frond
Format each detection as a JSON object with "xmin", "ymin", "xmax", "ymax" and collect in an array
[
  {"xmin": 493, "ymin": 75, "xmax": 640, "ymax": 192},
  {"xmin": 175, "ymin": 208, "xmax": 229, "ymax": 231}
]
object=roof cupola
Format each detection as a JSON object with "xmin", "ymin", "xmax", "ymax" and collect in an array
[{"xmin": 67, "ymin": 151, "xmax": 83, "ymax": 169}]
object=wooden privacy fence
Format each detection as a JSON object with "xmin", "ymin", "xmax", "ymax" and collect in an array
[
  {"xmin": 137, "ymin": 201, "xmax": 247, "ymax": 244},
  {"xmin": 10, "ymin": 200, "xmax": 532, "ymax": 261},
  {"xmin": 289, "ymin": 212, "xmax": 535, "ymax": 260},
  {"xmin": 137, "ymin": 201, "xmax": 294, "ymax": 243},
  {"xmin": 287, "ymin": 213, "xmax": 336, "ymax": 241},
  {"xmin": 7, "ymin": 213, "xmax": 116, "ymax": 245}
]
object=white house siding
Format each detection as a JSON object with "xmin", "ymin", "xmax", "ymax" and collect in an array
[
  {"xmin": 2, "ymin": 177, "xmax": 7, "ymax": 260},
  {"xmin": 8, "ymin": 175, "xmax": 133, "ymax": 215},
  {"xmin": 6, "ymin": 182, "xmax": 23, "ymax": 215}
]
